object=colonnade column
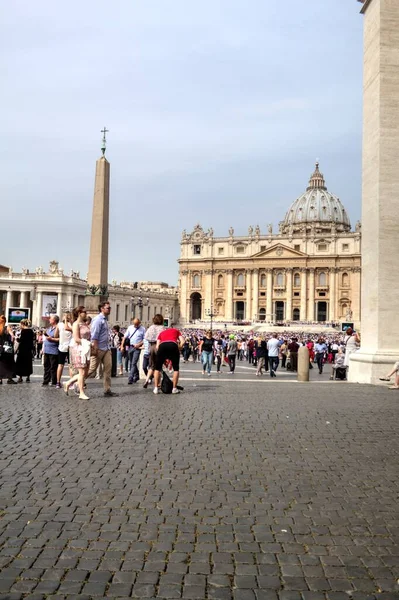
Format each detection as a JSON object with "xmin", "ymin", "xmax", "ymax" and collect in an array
[
  {"xmin": 252, "ymin": 268, "xmax": 259, "ymax": 321},
  {"xmin": 35, "ymin": 291, "xmax": 43, "ymax": 327},
  {"xmin": 5, "ymin": 290, "xmax": 12, "ymax": 321},
  {"xmin": 329, "ymin": 268, "xmax": 336, "ymax": 321},
  {"xmin": 300, "ymin": 268, "xmax": 307, "ymax": 321},
  {"xmin": 266, "ymin": 268, "xmax": 273, "ymax": 322},
  {"xmin": 226, "ymin": 270, "xmax": 233, "ymax": 321},
  {"xmin": 20, "ymin": 291, "xmax": 28, "ymax": 308},
  {"xmin": 286, "ymin": 268, "xmax": 292, "ymax": 321},
  {"xmin": 246, "ymin": 270, "xmax": 252, "ymax": 321},
  {"xmin": 308, "ymin": 268, "xmax": 315, "ymax": 322}
]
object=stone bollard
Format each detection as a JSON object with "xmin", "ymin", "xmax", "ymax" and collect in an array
[{"xmin": 297, "ymin": 346, "xmax": 310, "ymax": 382}]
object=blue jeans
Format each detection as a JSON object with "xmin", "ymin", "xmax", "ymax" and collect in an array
[
  {"xmin": 128, "ymin": 348, "xmax": 141, "ymax": 382},
  {"xmin": 269, "ymin": 356, "xmax": 279, "ymax": 376},
  {"xmin": 202, "ymin": 350, "xmax": 213, "ymax": 373}
]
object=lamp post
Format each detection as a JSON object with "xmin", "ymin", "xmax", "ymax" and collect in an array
[{"xmin": 205, "ymin": 306, "xmax": 218, "ymax": 333}]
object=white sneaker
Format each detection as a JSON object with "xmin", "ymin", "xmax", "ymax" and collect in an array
[
  {"xmin": 153, "ymin": 387, "xmax": 159, "ymax": 395},
  {"xmin": 172, "ymin": 388, "xmax": 180, "ymax": 394},
  {"xmin": 207, "ymin": 373, "xmax": 211, "ymax": 377}
]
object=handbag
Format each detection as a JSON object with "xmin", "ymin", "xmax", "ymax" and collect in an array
[
  {"xmin": 0, "ymin": 340, "xmax": 13, "ymax": 356},
  {"xmin": 125, "ymin": 328, "xmax": 138, "ymax": 348}
]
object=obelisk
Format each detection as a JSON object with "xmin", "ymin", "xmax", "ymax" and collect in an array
[
  {"xmin": 85, "ymin": 128, "xmax": 110, "ymax": 314},
  {"xmin": 349, "ymin": 0, "xmax": 399, "ymax": 383}
]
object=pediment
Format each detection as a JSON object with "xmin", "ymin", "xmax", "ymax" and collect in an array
[{"xmin": 252, "ymin": 244, "xmax": 308, "ymax": 259}]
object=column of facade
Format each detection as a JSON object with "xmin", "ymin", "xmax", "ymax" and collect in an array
[
  {"xmin": 307, "ymin": 268, "xmax": 315, "ymax": 322},
  {"xmin": 180, "ymin": 270, "xmax": 188, "ymax": 322},
  {"xmin": 329, "ymin": 268, "xmax": 336, "ymax": 321},
  {"xmin": 246, "ymin": 270, "xmax": 252, "ymax": 321},
  {"xmin": 266, "ymin": 269, "xmax": 273, "ymax": 322},
  {"xmin": 252, "ymin": 268, "xmax": 259, "ymax": 321},
  {"xmin": 300, "ymin": 268, "xmax": 307, "ymax": 321},
  {"xmin": 204, "ymin": 270, "xmax": 212, "ymax": 317},
  {"xmin": 286, "ymin": 268, "xmax": 293, "ymax": 321},
  {"xmin": 225, "ymin": 270, "xmax": 233, "ymax": 320}
]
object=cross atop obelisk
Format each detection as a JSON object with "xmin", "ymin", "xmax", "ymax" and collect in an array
[
  {"xmin": 86, "ymin": 129, "xmax": 111, "ymax": 310},
  {"xmin": 101, "ymin": 126, "xmax": 109, "ymax": 156}
]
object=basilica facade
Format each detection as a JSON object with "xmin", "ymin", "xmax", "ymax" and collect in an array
[{"xmin": 178, "ymin": 163, "xmax": 361, "ymax": 327}]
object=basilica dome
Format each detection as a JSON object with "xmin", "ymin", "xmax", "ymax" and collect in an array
[{"xmin": 280, "ymin": 163, "xmax": 351, "ymax": 234}]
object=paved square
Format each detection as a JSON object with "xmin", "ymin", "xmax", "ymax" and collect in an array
[{"xmin": 0, "ymin": 362, "xmax": 398, "ymax": 600}]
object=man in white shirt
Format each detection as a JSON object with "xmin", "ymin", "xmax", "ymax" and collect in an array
[
  {"xmin": 267, "ymin": 333, "xmax": 280, "ymax": 378},
  {"xmin": 56, "ymin": 312, "xmax": 72, "ymax": 389}
]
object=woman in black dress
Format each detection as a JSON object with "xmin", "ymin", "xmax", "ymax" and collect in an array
[
  {"xmin": 16, "ymin": 319, "xmax": 34, "ymax": 383},
  {"xmin": 0, "ymin": 314, "xmax": 17, "ymax": 384}
]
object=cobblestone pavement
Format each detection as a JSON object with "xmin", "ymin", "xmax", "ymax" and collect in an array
[{"xmin": 0, "ymin": 360, "xmax": 398, "ymax": 600}]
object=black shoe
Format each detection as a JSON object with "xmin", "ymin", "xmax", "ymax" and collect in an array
[
  {"xmin": 143, "ymin": 381, "xmax": 148, "ymax": 389},
  {"xmin": 7, "ymin": 379, "xmax": 17, "ymax": 384},
  {"xmin": 104, "ymin": 390, "xmax": 119, "ymax": 397},
  {"xmin": 26, "ymin": 377, "xmax": 30, "ymax": 383},
  {"xmin": 127, "ymin": 381, "xmax": 133, "ymax": 385},
  {"xmin": 42, "ymin": 383, "xmax": 49, "ymax": 386}
]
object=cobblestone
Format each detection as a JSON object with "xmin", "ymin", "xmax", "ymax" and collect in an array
[{"xmin": 0, "ymin": 364, "xmax": 398, "ymax": 599}]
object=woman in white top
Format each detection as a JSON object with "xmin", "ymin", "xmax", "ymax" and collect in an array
[
  {"xmin": 143, "ymin": 314, "xmax": 165, "ymax": 389},
  {"xmin": 344, "ymin": 327, "xmax": 360, "ymax": 368}
]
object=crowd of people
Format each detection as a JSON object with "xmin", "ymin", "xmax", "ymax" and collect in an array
[{"xmin": 2, "ymin": 312, "xmax": 399, "ymax": 390}]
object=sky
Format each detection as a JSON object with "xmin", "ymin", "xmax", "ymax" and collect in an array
[{"xmin": 1, "ymin": 0, "xmax": 364, "ymax": 285}]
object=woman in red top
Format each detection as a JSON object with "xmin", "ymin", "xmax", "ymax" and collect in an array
[{"xmin": 153, "ymin": 328, "xmax": 184, "ymax": 395}]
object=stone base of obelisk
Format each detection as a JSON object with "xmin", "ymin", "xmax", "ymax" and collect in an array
[
  {"xmin": 348, "ymin": 349, "xmax": 398, "ymax": 385},
  {"xmin": 85, "ymin": 294, "xmax": 108, "ymax": 319}
]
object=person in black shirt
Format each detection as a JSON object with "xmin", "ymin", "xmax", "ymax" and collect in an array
[{"xmin": 199, "ymin": 330, "xmax": 215, "ymax": 376}]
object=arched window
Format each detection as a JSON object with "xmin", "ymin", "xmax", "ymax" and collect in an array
[
  {"xmin": 192, "ymin": 273, "xmax": 200, "ymax": 288},
  {"xmin": 217, "ymin": 274, "xmax": 224, "ymax": 288},
  {"xmin": 260, "ymin": 273, "xmax": 266, "ymax": 288},
  {"xmin": 342, "ymin": 272, "xmax": 349, "ymax": 287},
  {"xmin": 293, "ymin": 273, "xmax": 300, "ymax": 287},
  {"xmin": 276, "ymin": 272, "xmax": 284, "ymax": 286},
  {"xmin": 259, "ymin": 308, "xmax": 266, "ymax": 321},
  {"xmin": 237, "ymin": 273, "xmax": 245, "ymax": 287},
  {"xmin": 319, "ymin": 272, "xmax": 327, "ymax": 286}
]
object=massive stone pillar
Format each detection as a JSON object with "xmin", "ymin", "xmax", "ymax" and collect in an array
[
  {"xmin": 86, "ymin": 129, "xmax": 110, "ymax": 315},
  {"xmin": 266, "ymin": 269, "xmax": 273, "ymax": 322},
  {"xmin": 20, "ymin": 291, "xmax": 28, "ymax": 308},
  {"xmin": 5, "ymin": 290, "xmax": 12, "ymax": 321},
  {"xmin": 246, "ymin": 270, "xmax": 252, "ymax": 320},
  {"xmin": 35, "ymin": 291, "xmax": 43, "ymax": 327},
  {"xmin": 226, "ymin": 270, "xmax": 233, "ymax": 320},
  {"xmin": 350, "ymin": 0, "xmax": 399, "ymax": 383},
  {"xmin": 204, "ymin": 270, "xmax": 212, "ymax": 315},
  {"xmin": 252, "ymin": 269, "xmax": 259, "ymax": 321},
  {"xmin": 308, "ymin": 268, "xmax": 315, "ymax": 321},
  {"xmin": 300, "ymin": 269, "xmax": 307, "ymax": 321},
  {"xmin": 286, "ymin": 268, "xmax": 293, "ymax": 321}
]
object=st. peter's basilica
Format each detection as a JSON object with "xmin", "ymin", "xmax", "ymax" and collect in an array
[{"xmin": 178, "ymin": 163, "xmax": 361, "ymax": 327}]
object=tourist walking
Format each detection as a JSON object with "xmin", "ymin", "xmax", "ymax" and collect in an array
[
  {"xmin": 267, "ymin": 333, "xmax": 280, "ymax": 377},
  {"xmin": 64, "ymin": 306, "xmax": 91, "ymax": 400},
  {"xmin": 200, "ymin": 330, "xmax": 215, "ymax": 376},
  {"xmin": 143, "ymin": 314, "xmax": 165, "ymax": 388},
  {"xmin": 123, "ymin": 318, "xmax": 146, "ymax": 384},
  {"xmin": 0, "ymin": 315, "xmax": 17, "ymax": 384},
  {"xmin": 15, "ymin": 319, "xmax": 34, "ymax": 383},
  {"xmin": 256, "ymin": 340, "xmax": 268, "ymax": 376},
  {"xmin": 315, "ymin": 338, "xmax": 327, "ymax": 374},
  {"xmin": 42, "ymin": 315, "xmax": 60, "ymax": 386},
  {"xmin": 153, "ymin": 327, "xmax": 185, "ymax": 394},
  {"xmin": 227, "ymin": 334, "xmax": 237, "ymax": 373},
  {"xmin": 87, "ymin": 302, "xmax": 118, "ymax": 397},
  {"xmin": 56, "ymin": 312, "xmax": 72, "ymax": 388},
  {"xmin": 215, "ymin": 338, "xmax": 223, "ymax": 373},
  {"xmin": 287, "ymin": 337, "xmax": 300, "ymax": 372}
]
